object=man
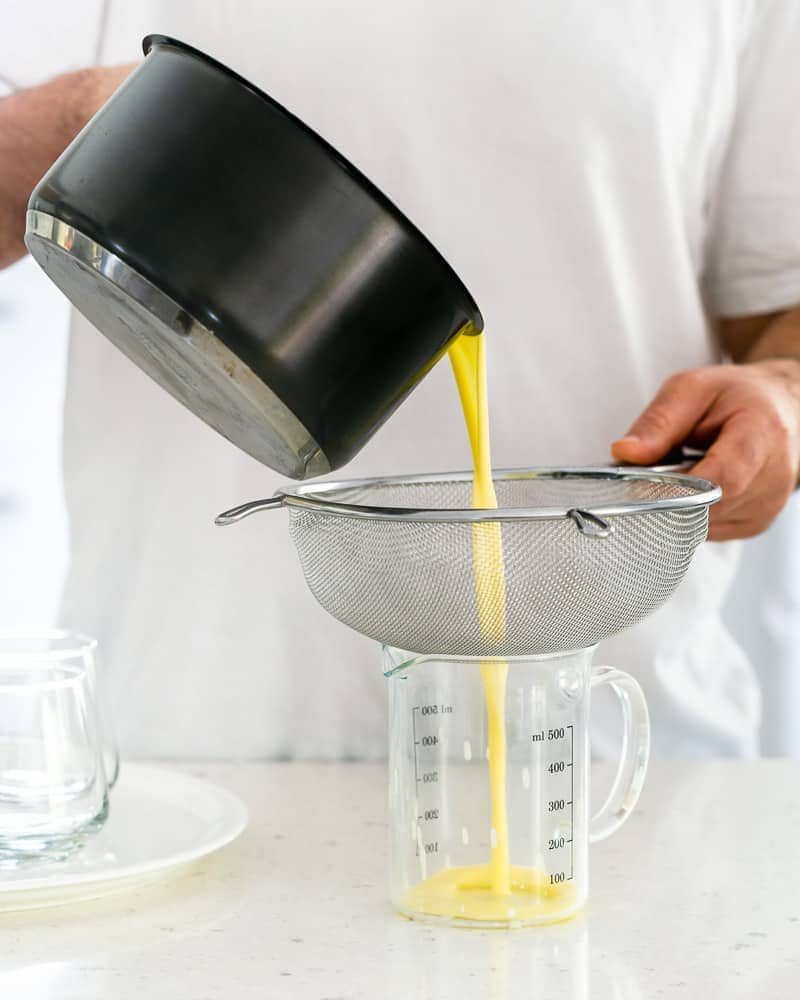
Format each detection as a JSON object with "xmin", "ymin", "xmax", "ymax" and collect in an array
[{"xmin": 1, "ymin": 2, "xmax": 799, "ymax": 758}]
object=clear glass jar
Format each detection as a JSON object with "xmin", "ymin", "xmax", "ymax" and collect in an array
[
  {"xmin": 385, "ymin": 645, "xmax": 649, "ymax": 927},
  {"xmin": 0, "ymin": 631, "xmax": 116, "ymax": 866}
]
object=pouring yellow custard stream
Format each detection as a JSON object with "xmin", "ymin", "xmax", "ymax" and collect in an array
[{"xmin": 401, "ymin": 324, "xmax": 573, "ymax": 922}]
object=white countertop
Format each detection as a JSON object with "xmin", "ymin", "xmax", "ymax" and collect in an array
[{"xmin": 0, "ymin": 760, "xmax": 798, "ymax": 999}]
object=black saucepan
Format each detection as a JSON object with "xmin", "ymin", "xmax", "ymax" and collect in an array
[{"xmin": 25, "ymin": 35, "xmax": 482, "ymax": 478}]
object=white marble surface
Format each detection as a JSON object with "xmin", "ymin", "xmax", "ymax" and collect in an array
[{"xmin": 0, "ymin": 760, "xmax": 798, "ymax": 999}]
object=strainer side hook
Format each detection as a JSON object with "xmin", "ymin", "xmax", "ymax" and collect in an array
[{"xmin": 215, "ymin": 496, "xmax": 284, "ymax": 525}]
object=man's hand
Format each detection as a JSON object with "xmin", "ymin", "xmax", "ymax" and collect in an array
[
  {"xmin": 613, "ymin": 303, "xmax": 800, "ymax": 541},
  {"xmin": 0, "ymin": 65, "xmax": 134, "ymax": 269},
  {"xmin": 611, "ymin": 359, "xmax": 800, "ymax": 540}
]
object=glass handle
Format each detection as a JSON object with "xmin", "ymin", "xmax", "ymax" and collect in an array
[{"xmin": 589, "ymin": 666, "xmax": 650, "ymax": 843}]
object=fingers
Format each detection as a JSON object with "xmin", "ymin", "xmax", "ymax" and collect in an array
[
  {"xmin": 695, "ymin": 410, "xmax": 793, "ymax": 540},
  {"xmin": 708, "ymin": 509, "xmax": 780, "ymax": 541},
  {"xmin": 611, "ymin": 370, "xmax": 721, "ymax": 465},
  {"xmin": 690, "ymin": 412, "xmax": 769, "ymax": 503},
  {"xmin": 707, "ymin": 482, "xmax": 789, "ymax": 540}
]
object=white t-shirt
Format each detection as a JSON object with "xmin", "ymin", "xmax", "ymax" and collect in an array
[{"xmin": 58, "ymin": 1, "xmax": 800, "ymax": 759}]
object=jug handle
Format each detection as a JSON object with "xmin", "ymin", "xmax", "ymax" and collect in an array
[{"xmin": 589, "ymin": 666, "xmax": 651, "ymax": 843}]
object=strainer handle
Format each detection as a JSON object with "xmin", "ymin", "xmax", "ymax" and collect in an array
[
  {"xmin": 588, "ymin": 666, "xmax": 651, "ymax": 843},
  {"xmin": 214, "ymin": 496, "xmax": 284, "ymax": 525}
]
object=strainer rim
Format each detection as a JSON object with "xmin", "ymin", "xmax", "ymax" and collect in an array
[{"xmin": 276, "ymin": 466, "xmax": 721, "ymax": 522}]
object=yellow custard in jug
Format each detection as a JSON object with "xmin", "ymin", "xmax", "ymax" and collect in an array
[{"xmin": 401, "ymin": 325, "xmax": 574, "ymax": 923}]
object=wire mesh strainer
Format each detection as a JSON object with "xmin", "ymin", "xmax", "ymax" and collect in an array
[{"xmin": 216, "ymin": 468, "xmax": 721, "ymax": 657}]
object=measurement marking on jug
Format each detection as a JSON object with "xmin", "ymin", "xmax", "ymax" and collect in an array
[
  {"xmin": 411, "ymin": 707, "xmax": 420, "ymax": 786},
  {"xmin": 420, "ymin": 703, "xmax": 453, "ymax": 715},
  {"xmin": 412, "ymin": 704, "xmax": 449, "ymax": 857},
  {"xmin": 568, "ymin": 724, "xmax": 574, "ymax": 880},
  {"xmin": 540, "ymin": 721, "xmax": 576, "ymax": 882},
  {"xmin": 411, "ymin": 707, "xmax": 421, "ymax": 856}
]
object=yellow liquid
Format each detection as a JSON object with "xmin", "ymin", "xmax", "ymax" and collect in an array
[{"xmin": 401, "ymin": 326, "xmax": 575, "ymax": 924}]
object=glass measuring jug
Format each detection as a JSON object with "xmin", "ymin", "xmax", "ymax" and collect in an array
[{"xmin": 385, "ymin": 645, "xmax": 649, "ymax": 927}]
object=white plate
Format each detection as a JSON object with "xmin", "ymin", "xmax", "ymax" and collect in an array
[{"xmin": 0, "ymin": 763, "xmax": 248, "ymax": 911}]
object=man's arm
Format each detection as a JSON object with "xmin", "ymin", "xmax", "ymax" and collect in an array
[
  {"xmin": 0, "ymin": 65, "xmax": 134, "ymax": 269},
  {"xmin": 611, "ymin": 307, "xmax": 800, "ymax": 541}
]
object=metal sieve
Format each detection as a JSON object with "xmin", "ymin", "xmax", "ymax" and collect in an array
[{"xmin": 215, "ymin": 468, "xmax": 721, "ymax": 657}]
